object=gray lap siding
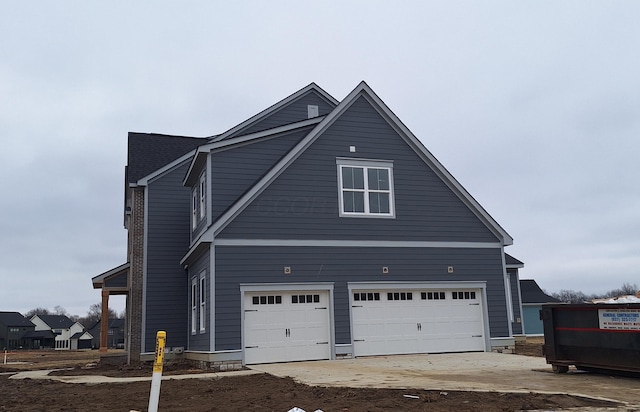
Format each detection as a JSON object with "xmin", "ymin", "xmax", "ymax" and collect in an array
[
  {"xmin": 213, "ymin": 245, "xmax": 508, "ymax": 351},
  {"xmin": 145, "ymin": 162, "xmax": 191, "ymax": 352},
  {"xmin": 186, "ymin": 248, "xmax": 211, "ymax": 351},
  {"xmin": 219, "ymin": 95, "xmax": 499, "ymax": 242}
]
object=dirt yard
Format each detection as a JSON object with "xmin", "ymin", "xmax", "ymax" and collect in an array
[{"xmin": 0, "ymin": 340, "xmax": 619, "ymax": 412}]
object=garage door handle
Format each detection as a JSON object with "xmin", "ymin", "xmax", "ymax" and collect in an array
[
  {"xmin": 315, "ymin": 307, "xmax": 327, "ymax": 310},
  {"xmin": 316, "ymin": 342, "xmax": 328, "ymax": 345},
  {"xmin": 244, "ymin": 309, "xmax": 258, "ymax": 312},
  {"xmin": 245, "ymin": 346, "xmax": 258, "ymax": 349},
  {"xmin": 354, "ymin": 339, "xmax": 365, "ymax": 342},
  {"xmin": 472, "ymin": 335, "xmax": 482, "ymax": 337},
  {"xmin": 470, "ymin": 303, "xmax": 480, "ymax": 306},
  {"xmin": 352, "ymin": 305, "xmax": 363, "ymax": 308}
]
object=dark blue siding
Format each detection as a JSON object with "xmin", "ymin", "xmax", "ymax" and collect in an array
[
  {"xmin": 187, "ymin": 248, "xmax": 210, "ymax": 351},
  {"xmin": 211, "ymin": 127, "xmax": 310, "ymax": 222},
  {"xmin": 145, "ymin": 162, "xmax": 191, "ymax": 352},
  {"xmin": 230, "ymin": 91, "xmax": 335, "ymax": 137},
  {"xmin": 508, "ymin": 269, "xmax": 523, "ymax": 335},
  {"xmin": 214, "ymin": 246, "xmax": 508, "ymax": 351},
  {"xmin": 104, "ymin": 272, "xmax": 127, "ymax": 288},
  {"xmin": 220, "ymin": 96, "xmax": 498, "ymax": 242}
]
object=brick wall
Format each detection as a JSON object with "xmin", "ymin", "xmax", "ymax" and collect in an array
[{"xmin": 127, "ymin": 186, "xmax": 145, "ymax": 363}]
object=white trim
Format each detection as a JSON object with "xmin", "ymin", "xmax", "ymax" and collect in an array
[
  {"xmin": 214, "ymin": 238, "xmax": 502, "ymax": 248},
  {"xmin": 199, "ymin": 272, "xmax": 206, "ymax": 333},
  {"xmin": 191, "ymin": 278, "xmax": 197, "ymax": 335},
  {"xmin": 199, "ymin": 173, "xmax": 206, "ymax": 220},
  {"xmin": 501, "ymin": 249, "xmax": 514, "ymax": 336},
  {"xmin": 209, "ymin": 245, "xmax": 215, "ymax": 351},
  {"xmin": 337, "ymin": 161, "xmax": 395, "ymax": 218}
]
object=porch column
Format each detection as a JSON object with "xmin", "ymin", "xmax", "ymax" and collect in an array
[{"xmin": 100, "ymin": 289, "xmax": 109, "ymax": 353}]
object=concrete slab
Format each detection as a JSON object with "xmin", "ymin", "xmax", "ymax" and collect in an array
[{"xmin": 250, "ymin": 352, "xmax": 640, "ymax": 406}]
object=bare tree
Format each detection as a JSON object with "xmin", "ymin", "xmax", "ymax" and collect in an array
[
  {"xmin": 23, "ymin": 307, "xmax": 51, "ymax": 318},
  {"xmin": 77, "ymin": 302, "xmax": 119, "ymax": 328}
]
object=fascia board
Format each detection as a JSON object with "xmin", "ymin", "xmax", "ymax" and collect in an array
[
  {"xmin": 135, "ymin": 150, "xmax": 196, "ymax": 186},
  {"xmin": 180, "ymin": 229, "xmax": 213, "ymax": 266},
  {"xmin": 354, "ymin": 83, "xmax": 514, "ymax": 246},
  {"xmin": 184, "ymin": 117, "xmax": 324, "ymax": 187},
  {"xmin": 209, "ymin": 83, "xmax": 338, "ymax": 143},
  {"xmin": 183, "ymin": 148, "xmax": 210, "ymax": 186}
]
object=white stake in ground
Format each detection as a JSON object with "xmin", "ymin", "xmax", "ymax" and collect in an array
[{"xmin": 147, "ymin": 331, "xmax": 166, "ymax": 412}]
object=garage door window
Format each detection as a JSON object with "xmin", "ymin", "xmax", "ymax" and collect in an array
[
  {"xmin": 387, "ymin": 292, "xmax": 413, "ymax": 301},
  {"xmin": 452, "ymin": 291, "xmax": 476, "ymax": 300},
  {"xmin": 292, "ymin": 294, "xmax": 320, "ymax": 304},
  {"xmin": 252, "ymin": 295, "xmax": 282, "ymax": 305},
  {"xmin": 354, "ymin": 292, "xmax": 380, "ymax": 301},
  {"xmin": 422, "ymin": 292, "xmax": 446, "ymax": 300}
]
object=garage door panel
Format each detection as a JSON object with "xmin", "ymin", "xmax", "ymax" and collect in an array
[
  {"xmin": 352, "ymin": 287, "xmax": 486, "ymax": 357},
  {"xmin": 244, "ymin": 290, "xmax": 331, "ymax": 364}
]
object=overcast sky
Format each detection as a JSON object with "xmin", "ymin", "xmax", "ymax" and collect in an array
[{"xmin": 1, "ymin": 2, "xmax": 639, "ymax": 317}]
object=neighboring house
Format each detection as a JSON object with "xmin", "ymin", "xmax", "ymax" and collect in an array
[
  {"xmin": 0, "ymin": 312, "xmax": 40, "ymax": 350},
  {"xmin": 30, "ymin": 315, "xmax": 92, "ymax": 350},
  {"xmin": 94, "ymin": 81, "xmax": 523, "ymax": 367},
  {"xmin": 520, "ymin": 279, "xmax": 560, "ymax": 335},
  {"xmin": 88, "ymin": 318, "xmax": 126, "ymax": 349}
]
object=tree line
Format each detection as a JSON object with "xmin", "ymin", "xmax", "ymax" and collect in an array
[
  {"xmin": 548, "ymin": 282, "xmax": 639, "ymax": 304},
  {"xmin": 23, "ymin": 303, "xmax": 125, "ymax": 329}
]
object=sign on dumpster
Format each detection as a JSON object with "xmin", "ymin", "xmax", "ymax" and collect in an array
[{"xmin": 598, "ymin": 309, "xmax": 640, "ymax": 330}]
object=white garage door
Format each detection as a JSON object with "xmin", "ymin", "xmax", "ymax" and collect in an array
[
  {"xmin": 244, "ymin": 290, "xmax": 331, "ymax": 364},
  {"xmin": 352, "ymin": 288, "xmax": 485, "ymax": 357}
]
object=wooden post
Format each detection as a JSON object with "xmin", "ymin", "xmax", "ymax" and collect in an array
[{"xmin": 100, "ymin": 289, "xmax": 109, "ymax": 353}]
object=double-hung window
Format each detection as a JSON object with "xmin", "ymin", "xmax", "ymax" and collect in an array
[
  {"xmin": 199, "ymin": 174, "xmax": 206, "ymax": 220},
  {"xmin": 199, "ymin": 274, "xmax": 206, "ymax": 333},
  {"xmin": 191, "ymin": 278, "xmax": 197, "ymax": 334},
  {"xmin": 337, "ymin": 158, "xmax": 394, "ymax": 217},
  {"xmin": 191, "ymin": 191, "xmax": 198, "ymax": 229}
]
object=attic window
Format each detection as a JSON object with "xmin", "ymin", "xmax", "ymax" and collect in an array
[{"xmin": 336, "ymin": 158, "xmax": 395, "ymax": 218}]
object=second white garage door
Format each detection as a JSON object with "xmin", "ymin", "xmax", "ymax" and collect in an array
[
  {"xmin": 243, "ymin": 290, "xmax": 331, "ymax": 364},
  {"xmin": 351, "ymin": 287, "xmax": 486, "ymax": 357}
]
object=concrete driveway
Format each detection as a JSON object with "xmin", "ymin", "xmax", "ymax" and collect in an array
[{"xmin": 251, "ymin": 352, "xmax": 640, "ymax": 406}]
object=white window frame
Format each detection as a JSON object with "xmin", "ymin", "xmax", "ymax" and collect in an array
[
  {"xmin": 191, "ymin": 278, "xmax": 197, "ymax": 335},
  {"xmin": 199, "ymin": 273, "xmax": 206, "ymax": 333},
  {"xmin": 191, "ymin": 190, "xmax": 198, "ymax": 229},
  {"xmin": 336, "ymin": 158, "xmax": 395, "ymax": 218},
  {"xmin": 199, "ymin": 173, "xmax": 206, "ymax": 220}
]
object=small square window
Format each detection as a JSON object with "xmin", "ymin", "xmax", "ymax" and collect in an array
[
  {"xmin": 292, "ymin": 295, "xmax": 298, "ymax": 304},
  {"xmin": 252, "ymin": 296, "xmax": 259, "ymax": 305}
]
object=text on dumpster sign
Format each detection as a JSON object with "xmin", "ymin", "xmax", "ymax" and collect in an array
[{"xmin": 598, "ymin": 309, "xmax": 640, "ymax": 330}]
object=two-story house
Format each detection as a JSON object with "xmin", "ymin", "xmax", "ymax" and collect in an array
[
  {"xmin": 0, "ymin": 312, "xmax": 38, "ymax": 350},
  {"xmin": 93, "ymin": 81, "xmax": 523, "ymax": 367},
  {"xmin": 30, "ymin": 314, "xmax": 92, "ymax": 350}
]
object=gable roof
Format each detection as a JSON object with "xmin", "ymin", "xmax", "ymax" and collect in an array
[
  {"xmin": 33, "ymin": 314, "xmax": 75, "ymax": 329},
  {"xmin": 127, "ymin": 132, "xmax": 205, "ymax": 185},
  {"xmin": 505, "ymin": 253, "xmax": 524, "ymax": 268},
  {"xmin": 209, "ymin": 83, "xmax": 338, "ymax": 143},
  {"xmin": 520, "ymin": 279, "xmax": 560, "ymax": 304},
  {"xmin": 205, "ymin": 81, "xmax": 513, "ymax": 245},
  {"xmin": 0, "ymin": 311, "xmax": 34, "ymax": 327}
]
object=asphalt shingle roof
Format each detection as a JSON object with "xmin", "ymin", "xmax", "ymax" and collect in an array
[
  {"xmin": 520, "ymin": 279, "xmax": 560, "ymax": 304},
  {"xmin": 0, "ymin": 311, "xmax": 34, "ymax": 327},
  {"xmin": 35, "ymin": 314, "xmax": 75, "ymax": 329},
  {"xmin": 127, "ymin": 133, "xmax": 205, "ymax": 184}
]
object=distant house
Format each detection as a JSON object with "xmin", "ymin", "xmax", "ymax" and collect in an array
[
  {"xmin": 88, "ymin": 319, "xmax": 125, "ymax": 349},
  {"xmin": 94, "ymin": 81, "xmax": 524, "ymax": 367},
  {"xmin": 0, "ymin": 312, "xmax": 37, "ymax": 350},
  {"xmin": 519, "ymin": 279, "xmax": 560, "ymax": 335},
  {"xmin": 30, "ymin": 315, "xmax": 93, "ymax": 350}
]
